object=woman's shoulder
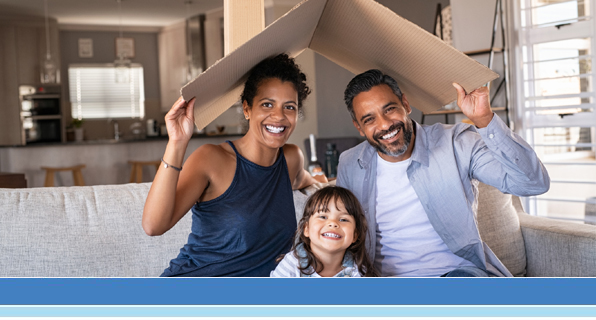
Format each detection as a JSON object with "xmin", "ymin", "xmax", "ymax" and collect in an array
[
  {"xmin": 190, "ymin": 142, "xmax": 234, "ymax": 160},
  {"xmin": 282, "ymin": 143, "xmax": 302, "ymax": 158},
  {"xmin": 282, "ymin": 143, "xmax": 305, "ymax": 168},
  {"xmin": 184, "ymin": 142, "xmax": 236, "ymax": 172}
]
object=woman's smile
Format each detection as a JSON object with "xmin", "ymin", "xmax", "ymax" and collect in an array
[{"xmin": 244, "ymin": 78, "xmax": 298, "ymax": 149}]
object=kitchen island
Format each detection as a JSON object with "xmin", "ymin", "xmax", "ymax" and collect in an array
[{"xmin": 0, "ymin": 134, "xmax": 242, "ymax": 188}]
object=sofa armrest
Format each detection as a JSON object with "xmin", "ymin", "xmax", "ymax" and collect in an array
[{"xmin": 518, "ymin": 211, "xmax": 596, "ymax": 277}]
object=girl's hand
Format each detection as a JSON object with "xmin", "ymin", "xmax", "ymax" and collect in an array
[
  {"xmin": 452, "ymin": 83, "xmax": 494, "ymax": 128},
  {"xmin": 165, "ymin": 97, "xmax": 196, "ymax": 143}
]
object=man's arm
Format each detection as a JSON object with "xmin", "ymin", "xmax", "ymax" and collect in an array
[{"xmin": 453, "ymin": 83, "xmax": 550, "ymax": 196}]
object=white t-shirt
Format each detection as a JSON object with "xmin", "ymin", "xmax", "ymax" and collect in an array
[{"xmin": 374, "ymin": 154, "xmax": 476, "ymax": 277}]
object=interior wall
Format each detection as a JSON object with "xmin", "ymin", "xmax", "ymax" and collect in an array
[
  {"xmin": 451, "ymin": 0, "xmax": 507, "ymax": 125},
  {"xmin": 59, "ymin": 30, "xmax": 161, "ymax": 140},
  {"xmin": 314, "ymin": 54, "xmax": 359, "ymax": 138},
  {"xmin": 314, "ymin": 0, "xmax": 451, "ymax": 135}
]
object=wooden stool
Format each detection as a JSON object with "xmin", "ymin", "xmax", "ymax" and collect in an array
[
  {"xmin": 41, "ymin": 165, "xmax": 86, "ymax": 187},
  {"xmin": 128, "ymin": 160, "xmax": 161, "ymax": 183}
]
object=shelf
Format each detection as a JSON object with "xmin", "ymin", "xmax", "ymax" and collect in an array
[
  {"xmin": 463, "ymin": 48, "xmax": 503, "ymax": 56},
  {"xmin": 423, "ymin": 107, "xmax": 506, "ymax": 116},
  {"xmin": 23, "ymin": 115, "xmax": 62, "ymax": 120}
]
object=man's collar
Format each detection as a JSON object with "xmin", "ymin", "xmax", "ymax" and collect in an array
[
  {"xmin": 409, "ymin": 120, "xmax": 429, "ymax": 167},
  {"xmin": 356, "ymin": 142, "xmax": 376, "ymax": 169}
]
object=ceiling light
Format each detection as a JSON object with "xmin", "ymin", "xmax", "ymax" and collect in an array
[{"xmin": 40, "ymin": 0, "xmax": 59, "ymax": 84}]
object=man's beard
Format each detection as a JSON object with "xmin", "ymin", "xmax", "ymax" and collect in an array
[{"xmin": 366, "ymin": 119, "xmax": 413, "ymax": 157}]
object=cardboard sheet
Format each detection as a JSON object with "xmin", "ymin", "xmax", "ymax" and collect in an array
[{"xmin": 181, "ymin": 0, "xmax": 499, "ymax": 130}]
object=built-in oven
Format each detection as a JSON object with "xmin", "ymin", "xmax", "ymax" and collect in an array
[
  {"xmin": 22, "ymin": 117, "xmax": 62, "ymax": 143},
  {"xmin": 19, "ymin": 85, "xmax": 62, "ymax": 144}
]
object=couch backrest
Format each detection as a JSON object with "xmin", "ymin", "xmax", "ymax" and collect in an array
[
  {"xmin": 0, "ymin": 183, "xmax": 191, "ymax": 277},
  {"xmin": 0, "ymin": 181, "xmax": 527, "ymax": 277}
]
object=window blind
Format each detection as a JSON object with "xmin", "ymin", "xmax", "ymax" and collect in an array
[{"xmin": 68, "ymin": 64, "xmax": 145, "ymax": 119}]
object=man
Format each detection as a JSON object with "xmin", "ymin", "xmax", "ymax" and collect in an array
[{"xmin": 336, "ymin": 69, "xmax": 549, "ymax": 277}]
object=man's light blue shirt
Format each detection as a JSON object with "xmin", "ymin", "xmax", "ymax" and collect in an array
[{"xmin": 336, "ymin": 114, "xmax": 550, "ymax": 277}]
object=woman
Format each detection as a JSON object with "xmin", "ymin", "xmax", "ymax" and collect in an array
[{"xmin": 142, "ymin": 54, "xmax": 319, "ymax": 277}]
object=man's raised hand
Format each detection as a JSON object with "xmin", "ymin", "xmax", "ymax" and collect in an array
[{"xmin": 452, "ymin": 83, "xmax": 494, "ymax": 128}]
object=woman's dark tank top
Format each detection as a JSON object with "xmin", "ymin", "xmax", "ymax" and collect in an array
[{"xmin": 161, "ymin": 141, "xmax": 296, "ymax": 277}]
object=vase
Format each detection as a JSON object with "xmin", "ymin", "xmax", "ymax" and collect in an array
[{"xmin": 74, "ymin": 128, "xmax": 84, "ymax": 142}]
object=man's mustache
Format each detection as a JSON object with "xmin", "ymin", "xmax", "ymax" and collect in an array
[{"xmin": 374, "ymin": 122, "xmax": 405, "ymax": 141}]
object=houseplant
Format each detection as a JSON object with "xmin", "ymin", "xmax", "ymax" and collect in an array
[{"xmin": 72, "ymin": 118, "xmax": 84, "ymax": 142}]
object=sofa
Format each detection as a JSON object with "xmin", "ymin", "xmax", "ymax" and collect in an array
[{"xmin": 0, "ymin": 181, "xmax": 594, "ymax": 277}]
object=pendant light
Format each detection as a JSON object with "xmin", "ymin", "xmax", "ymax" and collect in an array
[
  {"xmin": 185, "ymin": 0, "xmax": 194, "ymax": 82},
  {"xmin": 41, "ymin": 0, "xmax": 59, "ymax": 84},
  {"xmin": 114, "ymin": 0, "xmax": 131, "ymax": 83}
]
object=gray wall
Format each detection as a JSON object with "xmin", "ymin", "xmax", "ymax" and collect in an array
[
  {"xmin": 314, "ymin": 0, "xmax": 451, "ymax": 138},
  {"xmin": 59, "ymin": 30, "xmax": 162, "ymax": 140}
]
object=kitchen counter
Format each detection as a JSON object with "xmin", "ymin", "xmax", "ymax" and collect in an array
[
  {"xmin": 1, "ymin": 133, "xmax": 243, "ymax": 148},
  {"xmin": 0, "ymin": 134, "xmax": 243, "ymax": 188}
]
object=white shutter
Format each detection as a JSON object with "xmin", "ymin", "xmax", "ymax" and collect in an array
[
  {"xmin": 512, "ymin": 0, "xmax": 596, "ymax": 224},
  {"xmin": 68, "ymin": 64, "xmax": 145, "ymax": 119}
]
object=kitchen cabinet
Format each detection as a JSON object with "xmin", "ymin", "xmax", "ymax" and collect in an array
[
  {"xmin": 158, "ymin": 10, "xmax": 224, "ymax": 112},
  {"xmin": 0, "ymin": 25, "xmax": 22, "ymax": 146},
  {"xmin": 0, "ymin": 15, "xmax": 60, "ymax": 146},
  {"xmin": 158, "ymin": 21, "xmax": 187, "ymax": 112}
]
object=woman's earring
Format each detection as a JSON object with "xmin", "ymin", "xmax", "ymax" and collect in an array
[{"xmin": 245, "ymin": 114, "xmax": 249, "ymax": 120}]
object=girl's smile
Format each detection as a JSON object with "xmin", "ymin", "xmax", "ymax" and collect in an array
[{"xmin": 304, "ymin": 198, "xmax": 357, "ymax": 257}]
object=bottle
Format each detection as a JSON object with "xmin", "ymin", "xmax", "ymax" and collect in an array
[
  {"xmin": 307, "ymin": 134, "xmax": 324, "ymax": 178},
  {"xmin": 325, "ymin": 143, "xmax": 339, "ymax": 178}
]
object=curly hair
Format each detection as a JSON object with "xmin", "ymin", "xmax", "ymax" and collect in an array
[
  {"xmin": 241, "ymin": 53, "xmax": 311, "ymax": 112},
  {"xmin": 289, "ymin": 186, "xmax": 378, "ymax": 277}
]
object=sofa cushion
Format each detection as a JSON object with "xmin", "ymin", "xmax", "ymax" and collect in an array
[
  {"xmin": 476, "ymin": 182, "xmax": 527, "ymax": 277},
  {"xmin": 0, "ymin": 183, "xmax": 191, "ymax": 277}
]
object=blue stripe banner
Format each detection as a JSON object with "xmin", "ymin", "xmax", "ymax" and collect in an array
[{"xmin": 0, "ymin": 278, "xmax": 595, "ymax": 305}]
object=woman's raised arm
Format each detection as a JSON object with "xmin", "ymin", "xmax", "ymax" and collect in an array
[{"xmin": 142, "ymin": 97, "xmax": 206, "ymax": 236}]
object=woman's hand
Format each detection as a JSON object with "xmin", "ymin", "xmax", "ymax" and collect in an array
[{"xmin": 165, "ymin": 97, "xmax": 196, "ymax": 143}]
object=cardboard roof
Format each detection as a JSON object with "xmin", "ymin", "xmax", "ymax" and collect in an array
[{"xmin": 181, "ymin": 0, "xmax": 499, "ymax": 130}]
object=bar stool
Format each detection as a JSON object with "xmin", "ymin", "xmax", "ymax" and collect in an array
[
  {"xmin": 128, "ymin": 160, "xmax": 161, "ymax": 183},
  {"xmin": 41, "ymin": 165, "xmax": 86, "ymax": 187}
]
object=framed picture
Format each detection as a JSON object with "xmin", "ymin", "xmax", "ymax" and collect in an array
[
  {"xmin": 115, "ymin": 37, "xmax": 135, "ymax": 58},
  {"xmin": 78, "ymin": 38, "xmax": 93, "ymax": 58}
]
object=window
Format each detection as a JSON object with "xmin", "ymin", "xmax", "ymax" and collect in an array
[
  {"xmin": 68, "ymin": 64, "xmax": 145, "ymax": 119},
  {"xmin": 511, "ymin": 0, "xmax": 595, "ymax": 224}
]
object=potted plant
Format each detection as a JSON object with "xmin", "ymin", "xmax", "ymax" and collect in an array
[{"xmin": 72, "ymin": 118, "xmax": 84, "ymax": 142}]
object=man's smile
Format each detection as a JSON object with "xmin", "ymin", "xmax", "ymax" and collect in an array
[
  {"xmin": 380, "ymin": 127, "xmax": 400, "ymax": 140},
  {"xmin": 375, "ymin": 123, "xmax": 403, "ymax": 142}
]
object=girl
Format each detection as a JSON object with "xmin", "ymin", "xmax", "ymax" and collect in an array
[
  {"xmin": 271, "ymin": 186, "xmax": 377, "ymax": 277},
  {"xmin": 143, "ymin": 54, "xmax": 319, "ymax": 277}
]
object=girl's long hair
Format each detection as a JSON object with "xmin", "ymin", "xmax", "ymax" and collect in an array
[{"xmin": 287, "ymin": 186, "xmax": 378, "ymax": 277}]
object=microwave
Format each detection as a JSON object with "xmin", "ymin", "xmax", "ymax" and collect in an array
[
  {"xmin": 19, "ymin": 85, "xmax": 63, "ymax": 144},
  {"xmin": 20, "ymin": 85, "xmax": 61, "ymax": 116}
]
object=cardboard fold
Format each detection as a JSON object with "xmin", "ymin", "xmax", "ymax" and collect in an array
[{"xmin": 181, "ymin": 0, "xmax": 498, "ymax": 130}]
